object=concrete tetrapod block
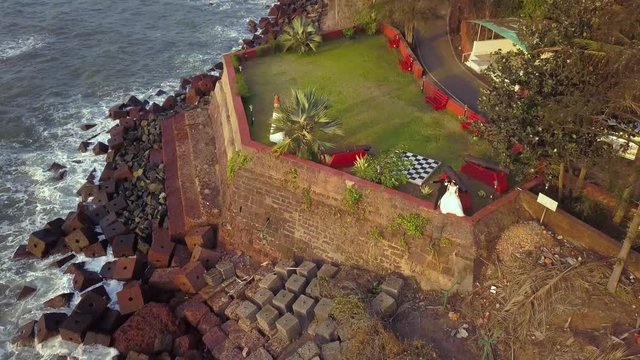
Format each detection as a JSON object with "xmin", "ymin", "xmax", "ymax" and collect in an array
[
  {"xmin": 185, "ymin": 225, "xmax": 216, "ymax": 251},
  {"xmin": 36, "ymin": 312, "xmax": 68, "ymax": 343},
  {"xmin": 317, "ymin": 264, "xmax": 339, "ymax": 278},
  {"xmin": 204, "ymin": 268, "xmax": 224, "ymax": 286},
  {"xmin": 216, "ymin": 260, "xmax": 235, "ymax": 280},
  {"xmin": 246, "ymin": 347, "xmax": 273, "ymax": 360},
  {"xmin": 259, "ymin": 273, "xmax": 282, "ymax": 294},
  {"xmin": 305, "ymin": 278, "xmax": 320, "ymax": 299},
  {"xmin": 147, "ymin": 237, "xmax": 174, "ymax": 268},
  {"xmin": 256, "ymin": 305, "xmax": 279, "ymax": 332},
  {"xmin": 236, "ymin": 300, "xmax": 259, "ymax": 323},
  {"xmin": 314, "ymin": 298, "xmax": 333, "ymax": 321},
  {"xmin": 321, "ymin": 341, "xmax": 341, "ymax": 360},
  {"xmin": 297, "ymin": 341, "xmax": 320, "ymax": 360},
  {"xmin": 381, "ymin": 275, "xmax": 404, "ymax": 299},
  {"xmin": 250, "ymin": 287, "xmax": 274, "ymax": 308},
  {"xmin": 296, "ymin": 261, "xmax": 318, "ymax": 280},
  {"xmin": 116, "ymin": 281, "xmax": 146, "ymax": 315},
  {"xmin": 292, "ymin": 295, "xmax": 315, "ymax": 328},
  {"xmin": 11, "ymin": 320, "xmax": 36, "ymax": 347},
  {"xmin": 275, "ymin": 313, "xmax": 301, "ymax": 342},
  {"xmin": 272, "ymin": 290, "xmax": 295, "ymax": 315},
  {"xmin": 84, "ymin": 331, "xmax": 111, "ymax": 347},
  {"xmin": 315, "ymin": 318, "xmax": 338, "ymax": 344},
  {"xmin": 191, "ymin": 245, "xmax": 222, "ymax": 270},
  {"xmin": 274, "ymin": 259, "xmax": 296, "ymax": 281},
  {"xmin": 372, "ymin": 292, "xmax": 397, "ymax": 317},
  {"xmin": 59, "ymin": 313, "xmax": 93, "ymax": 344},
  {"xmin": 285, "ymin": 274, "xmax": 307, "ymax": 295},
  {"xmin": 176, "ymin": 261, "xmax": 207, "ymax": 293},
  {"xmin": 111, "ymin": 234, "xmax": 137, "ymax": 258}
]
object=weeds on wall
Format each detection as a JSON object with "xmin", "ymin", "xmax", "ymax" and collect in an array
[
  {"xmin": 342, "ymin": 27, "xmax": 355, "ymax": 39},
  {"xmin": 368, "ymin": 226, "xmax": 385, "ymax": 244},
  {"xmin": 301, "ymin": 186, "xmax": 312, "ymax": 211},
  {"xmin": 343, "ymin": 184, "xmax": 363, "ymax": 216},
  {"xmin": 391, "ymin": 213, "xmax": 429, "ymax": 247},
  {"xmin": 226, "ymin": 150, "xmax": 251, "ymax": 182},
  {"xmin": 282, "ymin": 168, "xmax": 299, "ymax": 189}
]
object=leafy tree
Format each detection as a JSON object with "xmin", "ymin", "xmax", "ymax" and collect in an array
[
  {"xmin": 353, "ymin": 148, "xmax": 412, "ymax": 188},
  {"xmin": 368, "ymin": 0, "xmax": 438, "ymax": 45},
  {"xmin": 280, "ymin": 17, "xmax": 322, "ymax": 55},
  {"xmin": 271, "ymin": 88, "xmax": 342, "ymax": 161}
]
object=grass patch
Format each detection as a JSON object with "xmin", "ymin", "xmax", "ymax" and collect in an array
[{"xmin": 242, "ymin": 35, "xmax": 491, "ymax": 168}]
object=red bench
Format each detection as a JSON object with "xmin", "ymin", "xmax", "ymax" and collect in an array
[
  {"xmin": 387, "ymin": 34, "xmax": 400, "ymax": 49},
  {"xmin": 460, "ymin": 155, "xmax": 509, "ymax": 194},
  {"xmin": 398, "ymin": 54, "xmax": 414, "ymax": 72},
  {"xmin": 325, "ymin": 145, "xmax": 372, "ymax": 168},
  {"xmin": 425, "ymin": 89, "xmax": 449, "ymax": 111}
]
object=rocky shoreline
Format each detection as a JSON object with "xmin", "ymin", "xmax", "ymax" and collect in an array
[{"xmin": 8, "ymin": 1, "xmax": 327, "ymax": 359}]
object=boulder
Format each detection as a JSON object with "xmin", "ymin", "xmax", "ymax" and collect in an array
[{"xmin": 112, "ymin": 302, "xmax": 184, "ymax": 354}]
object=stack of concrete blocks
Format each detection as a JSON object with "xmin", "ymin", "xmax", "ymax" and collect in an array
[{"xmin": 372, "ymin": 275, "xmax": 404, "ymax": 318}]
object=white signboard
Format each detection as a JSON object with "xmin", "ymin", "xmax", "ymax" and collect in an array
[{"xmin": 537, "ymin": 193, "xmax": 558, "ymax": 211}]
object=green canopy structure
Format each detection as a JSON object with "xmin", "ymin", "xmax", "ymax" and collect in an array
[{"xmin": 469, "ymin": 19, "xmax": 527, "ymax": 51}]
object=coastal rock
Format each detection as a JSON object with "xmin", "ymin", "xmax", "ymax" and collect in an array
[
  {"xmin": 112, "ymin": 302, "xmax": 184, "ymax": 354},
  {"xmin": 126, "ymin": 96, "xmax": 144, "ymax": 108},
  {"xmin": 247, "ymin": 19, "xmax": 258, "ymax": 33},
  {"xmin": 162, "ymin": 96, "xmax": 176, "ymax": 111},
  {"xmin": 47, "ymin": 162, "xmax": 67, "ymax": 172},
  {"xmin": 52, "ymin": 170, "xmax": 67, "ymax": 181},
  {"xmin": 155, "ymin": 89, "xmax": 167, "ymax": 97},
  {"xmin": 179, "ymin": 78, "xmax": 192, "ymax": 90},
  {"xmin": 80, "ymin": 124, "xmax": 97, "ymax": 131},
  {"xmin": 17, "ymin": 286, "xmax": 36, "ymax": 301},
  {"xmin": 43, "ymin": 293, "xmax": 74, "ymax": 309},
  {"xmin": 78, "ymin": 141, "xmax": 92, "ymax": 153}
]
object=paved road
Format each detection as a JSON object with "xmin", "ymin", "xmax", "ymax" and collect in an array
[{"xmin": 414, "ymin": 17, "xmax": 486, "ymax": 114}]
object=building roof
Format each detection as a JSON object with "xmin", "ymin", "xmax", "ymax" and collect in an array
[{"xmin": 469, "ymin": 19, "xmax": 527, "ymax": 51}]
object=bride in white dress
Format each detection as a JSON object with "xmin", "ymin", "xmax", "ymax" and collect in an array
[{"xmin": 439, "ymin": 181, "xmax": 465, "ymax": 217}]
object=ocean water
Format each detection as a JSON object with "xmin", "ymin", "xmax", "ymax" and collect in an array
[{"xmin": 0, "ymin": 0, "xmax": 271, "ymax": 358}]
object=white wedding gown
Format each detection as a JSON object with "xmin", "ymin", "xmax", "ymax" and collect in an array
[{"xmin": 439, "ymin": 184, "xmax": 465, "ymax": 217}]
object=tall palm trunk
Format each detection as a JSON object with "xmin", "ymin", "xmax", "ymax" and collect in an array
[
  {"xmin": 607, "ymin": 204, "xmax": 640, "ymax": 293},
  {"xmin": 574, "ymin": 163, "xmax": 588, "ymax": 195},
  {"xmin": 558, "ymin": 162, "xmax": 565, "ymax": 200},
  {"xmin": 614, "ymin": 170, "xmax": 639, "ymax": 225},
  {"xmin": 404, "ymin": 22, "xmax": 414, "ymax": 45}
]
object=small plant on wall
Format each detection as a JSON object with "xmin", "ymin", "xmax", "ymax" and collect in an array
[
  {"xmin": 343, "ymin": 184, "xmax": 363, "ymax": 215},
  {"xmin": 342, "ymin": 27, "xmax": 355, "ymax": 39},
  {"xmin": 301, "ymin": 185, "xmax": 312, "ymax": 211},
  {"xmin": 391, "ymin": 212, "xmax": 429, "ymax": 247},
  {"xmin": 226, "ymin": 150, "xmax": 251, "ymax": 182},
  {"xmin": 368, "ymin": 226, "xmax": 385, "ymax": 243}
]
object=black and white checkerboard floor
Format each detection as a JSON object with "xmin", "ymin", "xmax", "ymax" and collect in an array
[{"xmin": 402, "ymin": 151, "xmax": 441, "ymax": 186}]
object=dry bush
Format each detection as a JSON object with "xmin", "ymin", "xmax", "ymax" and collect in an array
[
  {"xmin": 494, "ymin": 261, "xmax": 609, "ymax": 345},
  {"xmin": 586, "ymin": 341, "xmax": 627, "ymax": 360},
  {"xmin": 332, "ymin": 294, "xmax": 439, "ymax": 360}
]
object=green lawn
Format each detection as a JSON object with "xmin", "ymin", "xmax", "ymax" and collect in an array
[{"xmin": 242, "ymin": 35, "xmax": 492, "ymax": 169}]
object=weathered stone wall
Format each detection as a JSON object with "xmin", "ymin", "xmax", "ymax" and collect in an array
[
  {"xmin": 321, "ymin": 0, "xmax": 369, "ymax": 31},
  {"xmin": 208, "ymin": 56, "xmax": 477, "ymax": 291}
]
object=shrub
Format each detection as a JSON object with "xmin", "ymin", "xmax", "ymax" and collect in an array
[
  {"xmin": 230, "ymin": 53, "xmax": 240, "ymax": 71},
  {"xmin": 342, "ymin": 27, "xmax": 355, "ymax": 39},
  {"xmin": 235, "ymin": 73, "xmax": 250, "ymax": 98},
  {"xmin": 280, "ymin": 17, "xmax": 322, "ymax": 54},
  {"xmin": 353, "ymin": 149, "xmax": 412, "ymax": 189}
]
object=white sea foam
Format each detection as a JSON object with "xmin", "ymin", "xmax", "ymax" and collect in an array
[{"xmin": 0, "ymin": 35, "xmax": 48, "ymax": 61}]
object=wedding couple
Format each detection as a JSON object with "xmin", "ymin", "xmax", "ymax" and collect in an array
[{"xmin": 433, "ymin": 177, "xmax": 465, "ymax": 217}]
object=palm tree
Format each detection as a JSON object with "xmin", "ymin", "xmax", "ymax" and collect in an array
[
  {"xmin": 271, "ymin": 88, "xmax": 342, "ymax": 161},
  {"xmin": 280, "ymin": 17, "xmax": 322, "ymax": 55}
]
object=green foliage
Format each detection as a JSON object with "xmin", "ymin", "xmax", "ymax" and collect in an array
[
  {"xmin": 355, "ymin": 9, "xmax": 379, "ymax": 35},
  {"xmin": 342, "ymin": 27, "xmax": 355, "ymax": 39},
  {"xmin": 369, "ymin": 281, "xmax": 382, "ymax": 297},
  {"xmin": 352, "ymin": 149, "xmax": 412, "ymax": 189},
  {"xmin": 479, "ymin": 330, "xmax": 501, "ymax": 360},
  {"xmin": 282, "ymin": 168, "xmax": 299, "ymax": 189},
  {"xmin": 235, "ymin": 73, "xmax": 250, "ymax": 98},
  {"xmin": 301, "ymin": 186, "xmax": 312, "ymax": 211},
  {"xmin": 441, "ymin": 279, "xmax": 459, "ymax": 307},
  {"xmin": 390, "ymin": 213, "xmax": 429, "ymax": 247},
  {"xmin": 343, "ymin": 185, "xmax": 363, "ymax": 215},
  {"xmin": 368, "ymin": 226, "xmax": 385, "ymax": 243},
  {"xmin": 272, "ymin": 88, "xmax": 342, "ymax": 162},
  {"xmin": 420, "ymin": 184, "xmax": 434, "ymax": 198},
  {"xmin": 280, "ymin": 17, "xmax": 322, "ymax": 55},
  {"xmin": 230, "ymin": 53, "xmax": 240, "ymax": 71},
  {"xmin": 226, "ymin": 150, "xmax": 250, "ymax": 181}
]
